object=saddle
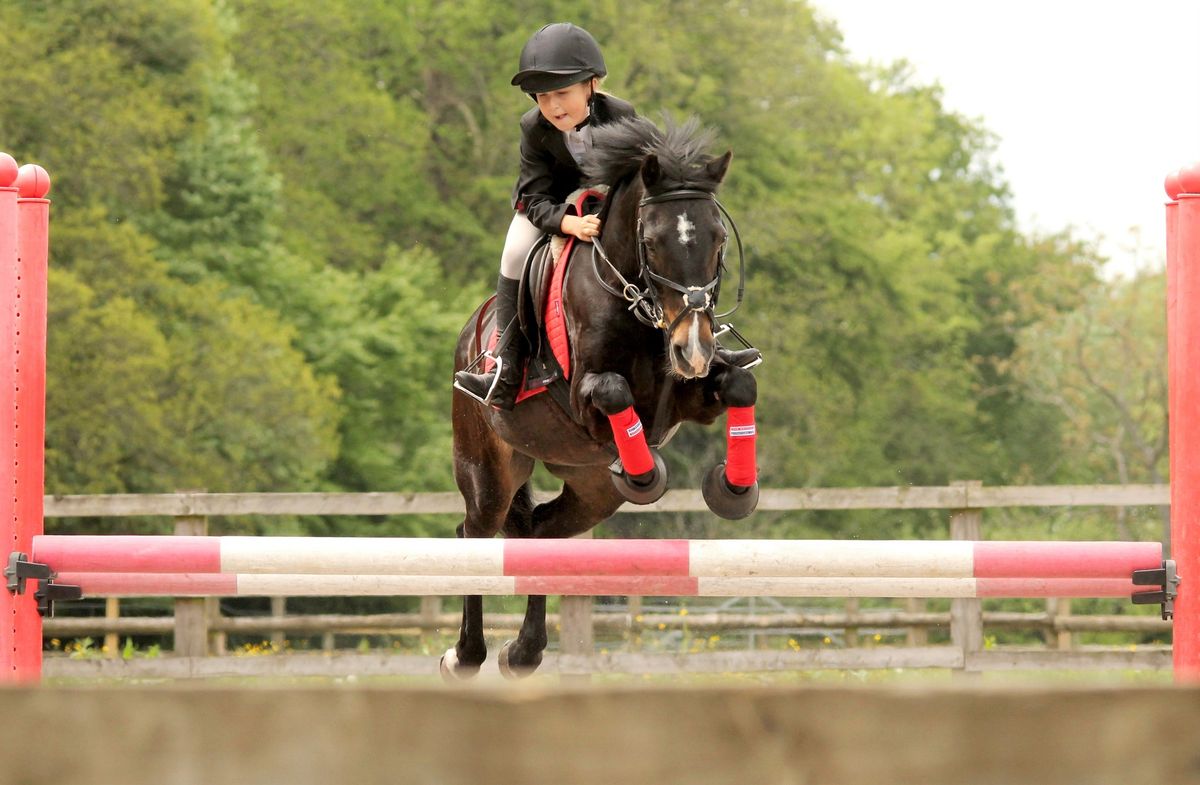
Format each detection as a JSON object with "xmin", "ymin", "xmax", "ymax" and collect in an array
[{"xmin": 473, "ymin": 189, "xmax": 607, "ymax": 406}]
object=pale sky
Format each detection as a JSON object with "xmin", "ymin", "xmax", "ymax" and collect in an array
[{"xmin": 810, "ymin": 0, "xmax": 1200, "ymax": 277}]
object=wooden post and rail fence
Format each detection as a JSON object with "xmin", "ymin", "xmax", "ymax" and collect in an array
[{"xmin": 39, "ymin": 481, "xmax": 1174, "ymax": 676}]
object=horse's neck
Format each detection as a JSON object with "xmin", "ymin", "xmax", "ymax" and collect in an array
[{"xmin": 603, "ymin": 182, "xmax": 643, "ymax": 277}]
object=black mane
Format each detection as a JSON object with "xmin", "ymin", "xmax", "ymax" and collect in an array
[{"xmin": 584, "ymin": 114, "xmax": 722, "ymax": 193}]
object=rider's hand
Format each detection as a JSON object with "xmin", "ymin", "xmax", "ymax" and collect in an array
[{"xmin": 561, "ymin": 213, "xmax": 602, "ymax": 243}]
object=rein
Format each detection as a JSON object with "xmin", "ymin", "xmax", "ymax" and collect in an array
[{"xmin": 590, "ymin": 187, "xmax": 746, "ymax": 332}]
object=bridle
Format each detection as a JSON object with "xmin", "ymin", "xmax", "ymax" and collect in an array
[{"xmin": 591, "ymin": 188, "xmax": 745, "ymax": 333}]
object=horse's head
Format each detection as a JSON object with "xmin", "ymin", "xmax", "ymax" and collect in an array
[
  {"xmin": 636, "ymin": 149, "xmax": 732, "ymax": 379},
  {"xmin": 585, "ymin": 116, "xmax": 742, "ymax": 380}
]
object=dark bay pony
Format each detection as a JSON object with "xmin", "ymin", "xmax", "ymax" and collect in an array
[{"xmin": 445, "ymin": 116, "xmax": 760, "ymax": 679}]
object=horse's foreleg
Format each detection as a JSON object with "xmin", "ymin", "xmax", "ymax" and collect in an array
[
  {"xmin": 578, "ymin": 371, "xmax": 667, "ymax": 503},
  {"xmin": 703, "ymin": 365, "xmax": 760, "ymax": 519},
  {"xmin": 718, "ymin": 365, "xmax": 758, "ymax": 487}
]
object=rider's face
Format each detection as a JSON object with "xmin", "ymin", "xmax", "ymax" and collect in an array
[{"xmin": 535, "ymin": 80, "xmax": 594, "ymax": 132}]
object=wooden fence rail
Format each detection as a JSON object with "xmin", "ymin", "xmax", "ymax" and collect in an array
[
  {"xmin": 38, "ymin": 482, "xmax": 1172, "ymax": 675},
  {"xmin": 43, "ymin": 483, "xmax": 1169, "ymax": 518}
]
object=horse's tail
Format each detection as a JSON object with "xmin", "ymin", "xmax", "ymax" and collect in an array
[{"xmin": 499, "ymin": 483, "xmax": 535, "ymax": 538}]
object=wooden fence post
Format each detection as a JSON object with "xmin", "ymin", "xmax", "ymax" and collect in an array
[
  {"xmin": 949, "ymin": 480, "xmax": 983, "ymax": 675},
  {"xmin": 419, "ymin": 596, "xmax": 441, "ymax": 651},
  {"xmin": 173, "ymin": 509, "xmax": 210, "ymax": 657},
  {"xmin": 559, "ymin": 530, "xmax": 594, "ymax": 682},
  {"xmin": 844, "ymin": 597, "xmax": 859, "ymax": 647},
  {"xmin": 905, "ymin": 598, "xmax": 928, "ymax": 646},
  {"xmin": 627, "ymin": 595, "xmax": 643, "ymax": 651},
  {"xmin": 270, "ymin": 597, "xmax": 286, "ymax": 650},
  {"xmin": 104, "ymin": 597, "xmax": 120, "ymax": 658},
  {"xmin": 1047, "ymin": 598, "xmax": 1074, "ymax": 650}
]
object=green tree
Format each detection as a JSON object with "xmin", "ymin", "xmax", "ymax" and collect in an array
[
  {"xmin": 1009, "ymin": 269, "xmax": 1168, "ymax": 539},
  {"xmin": 46, "ymin": 211, "xmax": 341, "ymax": 494},
  {"xmin": 321, "ymin": 246, "xmax": 470, "ymax": 492},
  {"xmin": 2, "ymin": 0, "xmax": 1135, "ymax": 513},
  {"xmin": 225, "ymin": 0, "xmax": 442, "ymax": 272}
]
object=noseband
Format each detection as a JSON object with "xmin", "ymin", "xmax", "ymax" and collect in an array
[{"xmin": 592, "ymin": 188, "xmax": 745, "ymax": 333}]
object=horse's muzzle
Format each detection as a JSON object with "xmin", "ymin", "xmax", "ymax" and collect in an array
[{"xmin": 669, "ymin": 321, "xmax": 715, "ymax": 378}]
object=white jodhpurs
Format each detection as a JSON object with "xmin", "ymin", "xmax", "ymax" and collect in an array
[{"xmin": 499, "ymin": 212, "xmax": 545, "ymax": 279}]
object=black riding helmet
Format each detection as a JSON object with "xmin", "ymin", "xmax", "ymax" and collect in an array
[{"xmin": 510, "ymin": 23, "xmax": 607, "ymax": 95}]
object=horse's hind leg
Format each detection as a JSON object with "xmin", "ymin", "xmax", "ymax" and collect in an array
[
  {"xmin": 498, "ymin": 465, "xmax": 625, "ymax": 678},
  {"xmin": 439, "ymin": 520, "xmax": 488, "ymax": 680},
  {"xmin": 497, "ymin": 594, "xmax": 548, "ymax": 679},
  {"xmin": 442, "ymin": 480, "xmax": 534, "ymax": 680},
  {"xmin": 442, "ymin": 397, "xmax": 534, "ymax": 681}
]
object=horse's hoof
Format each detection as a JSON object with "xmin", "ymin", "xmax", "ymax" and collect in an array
[
  {"xmin": 439, "ymin": 647, "xmax": 482, "ymax": 683},
  {"xmin": 702, "ymin": 462, "xmax": 759, "ymax": 520},
  {"xmin": 612, "ymin": 451, "xmax": 668, "ymax": 504},
  {"xmin": 497, "ymin": 639, "xmax": 542, "ymax": 680}
]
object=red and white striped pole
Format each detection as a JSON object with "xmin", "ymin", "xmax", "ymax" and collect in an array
[
  {"xmin": 1169, "ymin": 162, "xmax": 1200, "ymax": 682},
  {"xmin": 1, "ymin": 158, "xmax": 50, "ymax": 683},
  {"xmin": 10, "ymin": 536, "xmax": 1163, "ymax": 602}
]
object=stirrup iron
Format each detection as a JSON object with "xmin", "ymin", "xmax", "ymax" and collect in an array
[{"xmin": 453, "ymin": 352, "xmax": 507, "ymax": 405}]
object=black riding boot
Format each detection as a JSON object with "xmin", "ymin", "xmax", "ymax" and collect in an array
[{"xmin": 454, "ymin": 275, "xmax": 523, "ymax": 410}]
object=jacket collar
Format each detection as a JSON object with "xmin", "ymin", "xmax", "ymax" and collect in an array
[{"xmin": 536, "ymin": 93, "xmax": 611, "ymax": 163}]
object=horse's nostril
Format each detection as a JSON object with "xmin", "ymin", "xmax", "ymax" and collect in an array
[{"xmin": 669, "ymin": 342, "xmax": 713, "ymax": 378}]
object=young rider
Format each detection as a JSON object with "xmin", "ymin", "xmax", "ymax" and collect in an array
[{"xmin": 453, "ymin": 22, "xmax": 636, "ymax": 409}]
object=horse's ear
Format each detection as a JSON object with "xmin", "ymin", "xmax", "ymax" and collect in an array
[
  {"xmin": 641, "ymin": 154, "xmax": 662, "ymax": 189},
  {"xmin": 706, "ymin": 150, "xmax": 733, "ymax": 183}
]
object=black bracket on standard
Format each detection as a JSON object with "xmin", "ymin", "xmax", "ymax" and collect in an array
[
  {"xmin": 1131, "ymin": 559, "xmax": 1180, "ymax": 621},
  {"xmin": 5, "ymin": 551, "xmax": 81, "ymax": 617},
  {"xmin": 5, "ymin": 551, "xmax": 50, "ymax": 594},
  {"xmin": 34, "ymin": 579, "xmax": 82, "ymax": 617}
]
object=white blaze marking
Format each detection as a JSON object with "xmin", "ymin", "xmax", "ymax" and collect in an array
[
  {"xmin": 676, "ymin": 212, "xmax": 696, "ymax": 245},
  {"xmin": 687, "ymin": 313, "xmax": 706, "ymax": 375}
]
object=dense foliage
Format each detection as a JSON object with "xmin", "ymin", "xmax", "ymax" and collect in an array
[{"xmin": 0, "ymin": 1, "xmax": 1165, "ymax": 539}]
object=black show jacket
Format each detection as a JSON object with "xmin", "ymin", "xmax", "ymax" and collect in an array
[{"xmin": 510, "ymin": 92, "xmax": 637, "ymax": 235}]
